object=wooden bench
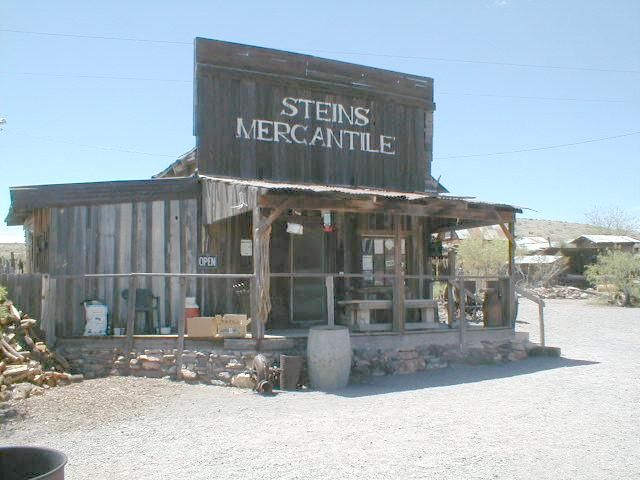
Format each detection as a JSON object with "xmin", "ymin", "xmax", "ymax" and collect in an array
[{"xmin": 338, "ymin": 299, "xmax": 438, "ymax": 331}]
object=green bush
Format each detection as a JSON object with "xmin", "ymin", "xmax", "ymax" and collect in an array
[{"xmin": 585, "ymin": 250, "xmax": 640, "ymax": 306}]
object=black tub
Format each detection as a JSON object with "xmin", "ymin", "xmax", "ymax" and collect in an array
[{"xmin": 0, "ymin": 446, "xmax": 67, "ymax": 480}]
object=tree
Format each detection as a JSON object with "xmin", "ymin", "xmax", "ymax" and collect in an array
[
  {"xmin": 585, "ymin": 206, "xmax": 639, "ymax": 235},
  {"xmin": 456, "ymin": 238, "xmax": 508, "ymax": 276},
  {"xmin": 585, "ymin": 250, "xmax": 640, "ymax": 307}
]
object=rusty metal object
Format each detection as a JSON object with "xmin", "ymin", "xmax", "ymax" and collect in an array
[
  {"xmin": 253, "ymin": 354, "xmax": 269, "ymax": 384},
  {"xmin": 256, "ymin": 380, "xmax": 273, "ymax": 394}
]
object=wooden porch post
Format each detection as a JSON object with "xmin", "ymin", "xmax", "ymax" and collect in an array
[
  {"xmin": 250, "ymin": 208, "xmax": 266, "ymax": 340},
  {"xmin": 447, "ymin": 249, "xmax": 457, "ymax": 327},
  {"xmin": 416, "ymin": 219, "xmax": 425, "ymax": 297},
  {"xmin": 126, "ymin": 274, "xmax": 138, "ymax": 353},
  {"xmin": 458, "ymin": 278, "xmax": 467, "ymax": 351},
  {"xmin": 508, "ymin": 221, "xmax": 516, "ymax": 327},
  {"xmin": 392, "ymin": 215, "xmax": 405, "ymax": 332},
  {"xmin": 176, "ymin": 276, "xmax": 187, "ymax": 380},
  {"xmin": 326, "ymin": 276, "xmax": 335, "ymax": 326}
]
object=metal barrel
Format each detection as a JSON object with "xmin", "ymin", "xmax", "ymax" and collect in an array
[{"xmin": 0, "ymin": 446, "xmax": 67, "ymax": 480}]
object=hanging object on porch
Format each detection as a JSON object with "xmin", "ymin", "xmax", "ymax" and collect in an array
[
  {"xmin": 286, "ymin": 222, "xmax": 303, "ymax": 235},
  {"xmin": 321, "ymin": 210, "xmax": 336, "ymax": 233}
]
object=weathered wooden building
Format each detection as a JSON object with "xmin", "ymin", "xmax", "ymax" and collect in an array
[{"xmin": 6, "ymin": 38, "xmax": 521, "ymax": 354}]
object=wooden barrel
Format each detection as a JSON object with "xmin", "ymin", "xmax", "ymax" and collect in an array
[{"xmin": 306, "ymin": 326, "xmax": 351, "ymax": 390}]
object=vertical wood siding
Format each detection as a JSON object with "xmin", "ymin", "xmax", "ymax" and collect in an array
[{"xmin": 43, "ymin": 199, "xmax": 198, "ymax": 335}]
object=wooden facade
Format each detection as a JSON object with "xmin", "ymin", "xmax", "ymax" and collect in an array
[
  {"xmin": 195, "ymin": 38, "xmax": 437, "ymax": 192},
  {"xmin": 7, "ymin": 178, "xmax": 199, "ymax": 336}
]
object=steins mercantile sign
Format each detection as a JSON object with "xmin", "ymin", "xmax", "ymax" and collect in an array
[
  {"xmin": 195, "ymin": 38, "xmax": 436, "ymax": 192},
  {"xmin": 236, "ymin": 97, "xmax": 397, "ymax": 155}
]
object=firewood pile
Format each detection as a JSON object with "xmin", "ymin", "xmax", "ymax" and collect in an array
[{"xmin": 1, "ymin": 289, "xmax": 81, "ymax": 402}]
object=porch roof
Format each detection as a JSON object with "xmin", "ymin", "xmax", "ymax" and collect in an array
[{"xmin": 199, "ymin": 175, "xmax": 522, "ymax": 230}]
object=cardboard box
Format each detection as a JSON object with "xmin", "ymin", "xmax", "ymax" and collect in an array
[
  {"xmin": 186, "ymin": 316, "xmax": 219, "ymax": 337},
  {"xmin": 218, "ymin": 314, "xmax": 251, "ymax": 338}
]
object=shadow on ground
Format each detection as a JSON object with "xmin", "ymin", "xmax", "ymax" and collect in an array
[{"xmin": 331, "ymin": 356, "xmax": 598, "ymax": 398}]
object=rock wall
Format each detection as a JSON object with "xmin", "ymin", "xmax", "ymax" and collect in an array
[
  {"xmin": 55, "ymin": 336, "xmax": 530, "ymax": 389},
  {"xmin": 352, "ymin": 339, "xmax": 528, "ymax": 382}
]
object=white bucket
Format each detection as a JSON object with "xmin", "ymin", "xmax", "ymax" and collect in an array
[{"xmin": 306, "ymin": 326, "xmax": 351, "ymax": 390}]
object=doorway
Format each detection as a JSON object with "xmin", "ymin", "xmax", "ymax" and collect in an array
[{"xmin": 289, "ymin": 227, "xmax": 326, "ymax": 325}]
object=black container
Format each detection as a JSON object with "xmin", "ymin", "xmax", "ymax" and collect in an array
[
  {"xmin": 0, "ymin": 446, "xmax": 67, "ymax": 480},
  {"xmin": 279, "ymin": 354, "xmax": 303, "ymax": 391}
]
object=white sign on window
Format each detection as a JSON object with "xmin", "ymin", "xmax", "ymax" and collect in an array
[
  {"xmin": 374, "ymin": 239, "xmax": 384, "ymax": 254},
  {"xmin": 240, "ymin": 239, "xmax": 253, "ymax": 256},
  {"xmin": 362, "ymin": 255, "xmax": 373, "ymax": 272}
]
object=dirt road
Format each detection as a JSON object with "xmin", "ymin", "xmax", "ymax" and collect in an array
[{"xmin": 2, "ymin": 300, "xmax": 639, "ymax": 479}]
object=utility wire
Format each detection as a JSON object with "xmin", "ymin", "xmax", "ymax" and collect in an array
[
  {"xmin": 435, "ymin": 131, "xmax": 640, "ymax": 160},
  {"xmin": 4, "ymin": 131, "xmax": 180, "ymax": 158},
  {"xmin": 5, "ymin": 129, "xmax": 638, "ymax": 161},
  {"xmin": 0, "ymin": 29, "xmax": 191, "ymax": 45},
  {"xmin": 0, "ymin": 71, "xmax": 190, "ymax": 83},
  {"xmin": 1, "ymin": 28, "xmax": 638, "ymax": 74},
  {"xmin": 0, "ymin": 72, "xmax": 634, "ymax": 104},
  {"xmin": 437, "ymin": 91, "xmax": 629, "ymax": 104}
]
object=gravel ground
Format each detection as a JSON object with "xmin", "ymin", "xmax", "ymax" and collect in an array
[{"xmin": 1, "ymin": 299, "xmax": 639, "ymax": 479}]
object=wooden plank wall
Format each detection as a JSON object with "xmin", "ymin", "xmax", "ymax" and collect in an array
[
  {"xmin": 194, "ymin": 39, "xmax": 435, "ymax": 193},
  {"xmin": 45, "ymin": 198, "xmax": 198, "ymax": 336},
  {"xmin": 0, "ymin": 273, "xmax": 43, "ymax": 320}
]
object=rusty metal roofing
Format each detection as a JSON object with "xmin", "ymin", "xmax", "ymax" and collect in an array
[
  {"xmin": 515, "ymin": 255, "xmax": 564, "ymax": 265},
  {"xmin": 197, "ymin": 174, "xmax": 521, "ymax": 212},
  {"xmin": 569, "ymin": 234, "xmax": 640, "ymax": 244}
]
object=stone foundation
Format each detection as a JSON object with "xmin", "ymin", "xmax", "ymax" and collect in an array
[{"xmin": 55, "ymin": 334, "xmax": 532, "ymax": 389}]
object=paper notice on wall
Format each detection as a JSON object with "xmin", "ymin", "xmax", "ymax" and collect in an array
[
  {"xmin": 374, "ymin": 239, "xmax": 384, "ymax": 254},
  {"xmin": 240, "ymin": 239, "xmax": 253, "ymax": 256},
  {"xmin": 362, "ymin": 255, "xmax": 373, "ymax": 272}
]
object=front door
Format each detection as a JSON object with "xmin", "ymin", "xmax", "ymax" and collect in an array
[{"xmin": 290, "ymin": 228, "xmax": 326, "ymax": 325}]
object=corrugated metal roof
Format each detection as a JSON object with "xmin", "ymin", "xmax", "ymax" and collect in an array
[
  {"xmin": 515, "ymin": 255, "xmax": 564, "ymax": 265},
  {"xmin": 455, "ymin": 225, "xmax": 505, "ymax": 240},
  {"xmin": 199, "ymin": 174, "xmax": 439, "ymax": 199},
  {"xmin": 517, "ymin": 236, "xmax": 549, "ymax": 245},
  {"xmin": 198, "ymin": 174, "xmax": 521, "ymax": 212},
  {"xmin": 569, "ymin": 234, "xmax": 640, "ymax": 244}
]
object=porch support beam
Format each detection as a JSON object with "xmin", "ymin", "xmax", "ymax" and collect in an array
[
  {"xmin": 259, "ymin": 194, "xmax": 514, "ymax": 223},
  {"xmin": 250, "ymin": 208, "xmax": 266, "ymax": 341},
  {"xmin": 392, "ymin": 215, "xmax": 405, "ymax": 333},
  {"xmin": 126, "ymin": 275, "xmax": 138, "ymax": 353}
]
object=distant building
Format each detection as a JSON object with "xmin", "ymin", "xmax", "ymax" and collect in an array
[
  {"xmin": 568, "ymin": 235, "xmax": 640, "ymax": 253},
  {"xmin": 516, "ymin": 236, "xmax": 553, "ymax": 254}
]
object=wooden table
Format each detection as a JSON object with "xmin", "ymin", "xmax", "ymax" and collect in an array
[{"xmin": 338, "ymin": 299, "xmax": 438, "ymax": 331}]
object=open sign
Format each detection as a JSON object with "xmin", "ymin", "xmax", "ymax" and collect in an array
[{"xmin": 198, "ymin": 255, "xmax": 218, "ymax": 268}]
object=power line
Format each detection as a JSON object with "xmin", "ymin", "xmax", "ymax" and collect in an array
[
  {"xmin": 5, "ymin": 131, "xmax": 180, "ymax": 158},
  {"xmin": 435, "ymin": 131, "xmax": 640, "ymax": 160},
  {"xmin": 2, "ymin": 28, "xmax": 638, "ymax": 74},
  {"xmin": 0, "ymin": 28, "xmax": 191, "ymax": 45},
  {"xmin": 437, "ymin": 91, "xmax": 629, "ymax": 104},
  {"xmin": 6, "ymin": 129, "xmax": 638, "ymax": 161},
  {"xmin": 0, "ymin": 71, "xmax": 190, "ymax": 83},
  {"xmin": 0, "ymin": 72, "xmax": 634, "ymax": 105}
]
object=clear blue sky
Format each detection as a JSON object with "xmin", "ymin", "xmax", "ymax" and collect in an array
[{"xmin": 1, "ymin": 0, "xmax": 638, "ymax": 242}]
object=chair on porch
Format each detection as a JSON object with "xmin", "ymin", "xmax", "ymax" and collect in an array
[{"xmin": 121, "ymin": 288, "xmax": 161, "ymax": 334}]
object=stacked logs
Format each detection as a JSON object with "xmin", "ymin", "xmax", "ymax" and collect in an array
[{"xmin": 1, "ymin": 297, "xmax": 81, "ymax": 402}]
